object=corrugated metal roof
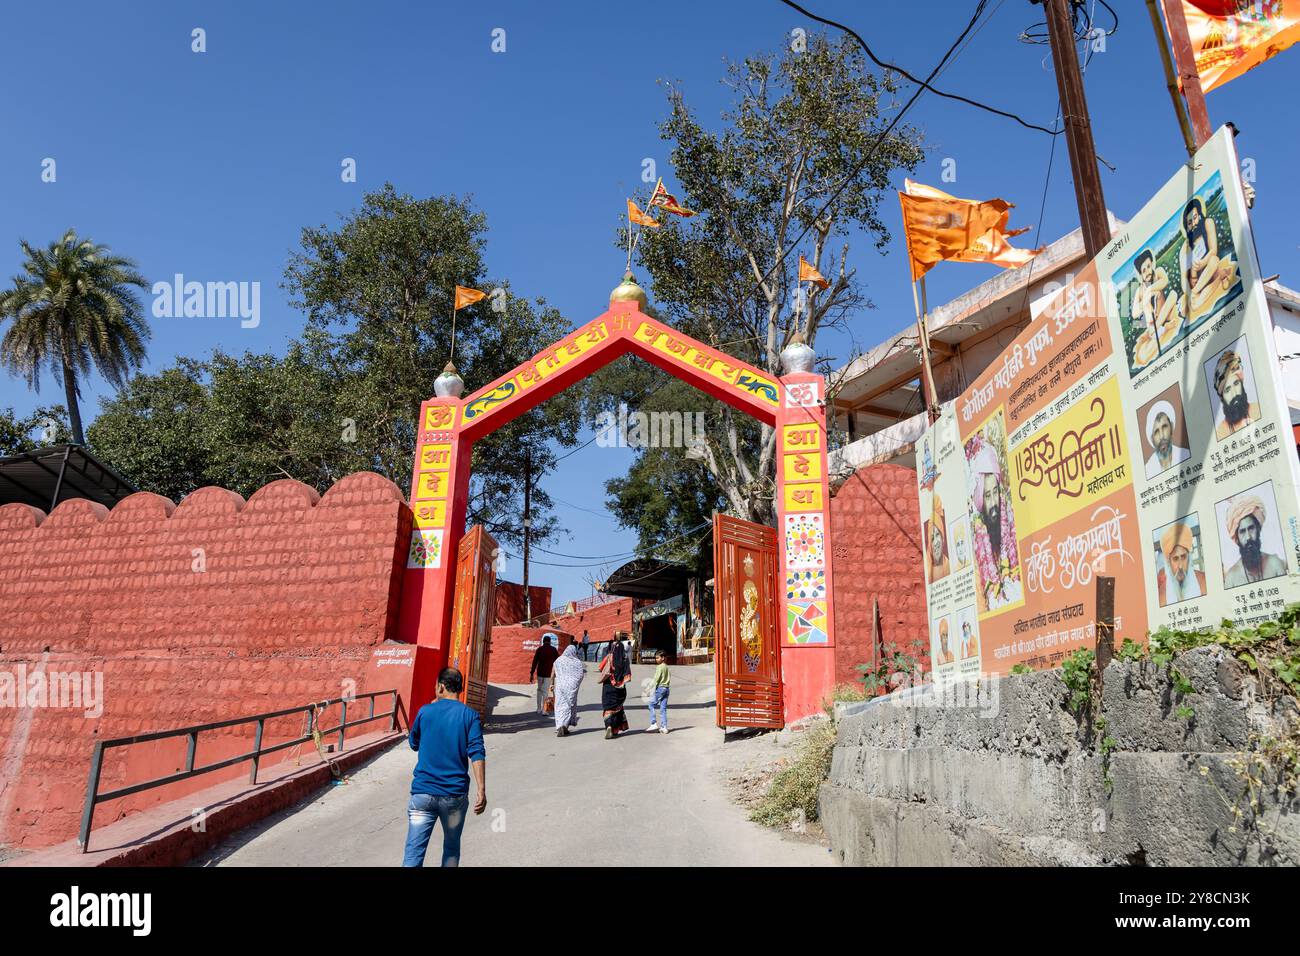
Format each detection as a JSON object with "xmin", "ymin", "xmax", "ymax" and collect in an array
[{"xmin": 0, "ymin": 444, "xmax": 137, "ymax": 512}]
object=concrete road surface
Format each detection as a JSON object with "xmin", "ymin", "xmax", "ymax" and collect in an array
[{"xmin": 197, "ymin": 663, "xmax": 831, "ymax": 867}]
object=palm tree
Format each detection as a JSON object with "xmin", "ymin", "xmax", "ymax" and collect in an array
[{"xmin": 0, "ymin": 229, "xmax": 150, "ymax": 445}]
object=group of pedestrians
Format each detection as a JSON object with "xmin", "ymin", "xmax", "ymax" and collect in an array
[
  {"xmin": 400, "ymin": 636, "xmax": 674, "ymax": 867},
  {"xmin": 530, "ymin": 635, "xmax": 670, "ymax": 738}
]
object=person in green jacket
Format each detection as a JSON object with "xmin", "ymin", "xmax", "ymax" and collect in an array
[{"xmin": 646, "ymin": 651, "xmax": 670, "ymax": 734}]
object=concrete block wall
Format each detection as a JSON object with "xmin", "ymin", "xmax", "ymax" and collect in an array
[
  {"xmin": 828, "ymin": 464, "xmax": 929, "ymax": 689},
  {"xmin": 0, "ymin": 472, "xmax": 411, "ymax": 851},
  {"xmin": 820, "ymin": 646, "xmax": 1300, "ymax": 866}
]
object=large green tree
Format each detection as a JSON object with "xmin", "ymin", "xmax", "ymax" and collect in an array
[
  {"xmin": 85, "ymin": 365, "xmax": 209, "ymax": 501},
  {"xmin": 283, "ymin": 184, "xmax": 585, "ymax": 551},
  {"xmin": 0, "ymin": 404, "xmax": 71, "ymax": 456},
  {"xmin": 610, "ymin": 34, "xmax": 924, "ymax": 530},
  {"xmin": 91, "ymin": 186, "xmax": 581, "ymax": 552},
  {"xmin": 0, "ymin": 230, "xmax": 150, "ymax": 445}
]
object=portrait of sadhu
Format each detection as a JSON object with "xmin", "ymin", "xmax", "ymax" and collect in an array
[
  {"xmin": 1131, "ymin": 248, "xmax": 1185, "ymax": 350},
  {"xmin": 1179, "ymin": 196, "xmax": 1240, "ymax": 324},
  {"xmin": 935, "ymin": 618, "xmax": 954, "ymax": 666},
  {"xmin": 950, "ymin": 516, "xmax": 971, "ymax": 571},
  {"xmin": 1220, "ymin": 491, "xmax": 1287, "ymax": 588},
  {"xmin": 959, "ymin": 617, "xmax": 979, "ymax": 661},
  {"xmin": 965, "ymin": 431, "xmax": 1023, "ymax": 613},
  {"xmin": 1155, "ymin": 518, "xmax": 1206, "ymax": 607},
  {"xmin": 925, "ymin": 494, "xmax": 951, "ymax": 583},
  {"xmin": 1141, "ymin": 395, "xmax": 1191, "ymax": 480},
  {"xmin": 1206, "ymin": 341, "xmax": 1262, "ymax": 440}
]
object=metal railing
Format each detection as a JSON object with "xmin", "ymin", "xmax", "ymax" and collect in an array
[{"xmin": 78, "ymin": 689, "xmax": 398, "ymax": 852}]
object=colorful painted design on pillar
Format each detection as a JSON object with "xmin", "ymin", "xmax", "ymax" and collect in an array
[
  {"xmin": 783, "ymin": 513, "xmax": 825, "ymax": 569},
  {"xmin": 775, "ymin": 374, "xmax": 834, "ymax": 646},
  {"xmin": 408, "ymin": 529, "xmax": 444, "ymax": 568},
  {"xmin": 785, "ymin": 569, "xmax": 826, "ymax": 601},
  {"xmin": 786, "ymin": 599, "xmax": 828, "ymax": 644},
  {"xmin": 407, "ymin": 416, "xmax": 459, "ymax": 569}
]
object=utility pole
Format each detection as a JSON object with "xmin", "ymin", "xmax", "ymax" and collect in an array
[
  {"xmin": 1158, "ymin": 0, "xmax": 1212, "ymax": 147},
  {"xmin": 1039, "ymin": 0, "xmax": 1112, "ymax": 259},
  {"xmin": 522, "ymin": 445, "xmax": 532, "ymax": 623},
  {"xmin": 1147, "ymin": 0, "xmax": 1199, "ymax": 157}
]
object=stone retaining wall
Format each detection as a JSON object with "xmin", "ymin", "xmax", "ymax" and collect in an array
[{"xmin": 820, "ymin": 646, "xmax": 1299, "ymax": 866}]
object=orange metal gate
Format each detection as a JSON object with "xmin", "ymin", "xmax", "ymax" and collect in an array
[
  {"xmin": 713, "ymin": 513, "xmax": 783, "ymax": 729},
  {"xmin": 448, "ymin": 525, "xmax": 497, "ymax": 715}
]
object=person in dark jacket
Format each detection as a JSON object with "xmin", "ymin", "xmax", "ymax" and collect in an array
[
  {"xmin": 402, "ymin": 668, "xmax": 486, "ymax": 867},
  {"xmin": 530, "ymin": 635, "xmax": 559, "ymax": 714}
]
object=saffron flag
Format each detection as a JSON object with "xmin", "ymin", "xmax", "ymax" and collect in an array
[
  {"xmin": 1182, "ymin": 0, "xmax": 1300, "ymax": 93},
  {"xmin": 627, "ymin": 199, "xmax": 660, "ymax": 228},
  {"xmin": 454, "ymin": 285, "xmax": 487, "ymax": 311},
  {"xmin": 799, "ymin": 255, "xmax": 830, "ymax": 290},
  {"xmin": 899, "ymin": 179, "xmax": 1038, "ymax": 281},
  {"xmin": 647, "ymin": 180, "xmax": 696, "ymax": 217}
]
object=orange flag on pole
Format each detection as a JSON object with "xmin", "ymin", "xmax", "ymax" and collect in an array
[
  {"xmin": 454, "ymin": 286, "xmax": 487, "ymax": 311},
  {"xmin": 647, "ymin": 180, "xmax": 696, "ymax": 217},
  {"xmin": 1181, "ymin": 0, "xmax": 1300, "ymax": 93},
  {"xmin": 798, "ymin": 255, "xmax": 830, "ymax": 290},
  {"xmin": 627, "ymin": 199, "xmax": 660, "ymax": 228},
  {"xmin": 899, "ymin": 179, "xmax": 1038, "ymax": 281}
]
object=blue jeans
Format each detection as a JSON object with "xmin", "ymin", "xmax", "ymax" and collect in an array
[
  {"xmin": 648, "ymin": 686, "xmax": 669, "ymax": 728},
  {"xmin": 402, "ymin": 793, "xmax": 469, "ymax": 867}
]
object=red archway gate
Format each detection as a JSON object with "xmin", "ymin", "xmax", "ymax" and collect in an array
[{"xmin": 396, "ymin": 296, "xmax": 836, "ymax": 723}]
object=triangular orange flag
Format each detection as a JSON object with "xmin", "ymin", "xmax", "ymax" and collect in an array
[
  {"xmin": 798, "ymin": 255, "xmax": 830, "ymax": 290},
  {"xmin": 648, "ymin": 181, "xmax": 696, "ymax": 217},
  {"xmin": 454, "ymin": 286, "xmax": 487, "ymax": 311},
  {"xmin": 899, "ymin": 179, "xmax": 1038, "ymax": 281},
  {"xmin": 627, "ymin": 199, "xmax": 660, "ymax": 228}
]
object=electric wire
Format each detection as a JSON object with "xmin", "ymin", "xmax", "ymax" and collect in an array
[
  {"xmin": 779, "ymin": 0, "xmax": 1061, "ymax": 135},
  {"xmin": 730, "ymin": 0, "xmax": 999, "ymax": 322}
]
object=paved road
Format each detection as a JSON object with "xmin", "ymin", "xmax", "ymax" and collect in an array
[{"xmin": 198, "ymin": 664, "xmax": 831, "ymax": 867}]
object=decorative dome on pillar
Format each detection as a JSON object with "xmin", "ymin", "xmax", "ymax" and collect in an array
[
  {"xmin": 434, "ymin": 361, "xmax": 465, "ymax": 398},
  {"xmin": 610, "ymin": 271, "xmax": 649, "ymax": 311},
  {"xmin": 781, "ymin": 331, "xmax": 816, "ymax": 374}
]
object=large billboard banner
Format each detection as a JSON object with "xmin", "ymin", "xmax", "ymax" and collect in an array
[{"xmin": 918, "ymin": 127, "xmax": 1300, "ymax": 678}]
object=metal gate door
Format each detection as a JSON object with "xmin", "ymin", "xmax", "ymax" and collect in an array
[
  {"xmin": 713, "ymin": 513, "xmax": 783, "ymax": 729},
  {"xmin": 448, "ymin": 525, "xmax": 497, "ymax": 714}
]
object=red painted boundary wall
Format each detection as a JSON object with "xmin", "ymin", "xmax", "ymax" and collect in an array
[
  {"xmin": 0, "ymin": 460, "xmax": 925, "ymax": 850},
  {"xmin": 0, "ymin": 472, "xmax": 410, "ymax": 851},
  {"xmin": 487, "ymin": 625, "xmax": 575, "ymax": 684},
  {"xmin": 828, "ymin": 463, "xmax": 930, "ymax": 689},
  {"xmin": 549, "ymin": 597, "xmax": 636, "ymax": 646},
  {"xmin": 494, "ymin": 581, "xmax": 552, "ymax": 626}
]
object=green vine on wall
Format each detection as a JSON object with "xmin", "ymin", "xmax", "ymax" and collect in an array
[{"xmin": 1099, "ymin": 605, "xmax": 1300, "ymax": 850}]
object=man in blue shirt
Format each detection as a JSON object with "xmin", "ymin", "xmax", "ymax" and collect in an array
[{"xmin": 402, "ymin": 667, "xmax": 487, "ymax": 867}]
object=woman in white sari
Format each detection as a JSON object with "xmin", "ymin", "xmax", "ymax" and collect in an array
[{"xmin": 551, "ymin": 644, "xmax": 584, "ymax": 737}]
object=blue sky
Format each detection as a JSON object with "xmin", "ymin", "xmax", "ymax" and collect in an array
[{"xmin": 2, "ymin": 1, "xmax": 1297, "ymax": 604}]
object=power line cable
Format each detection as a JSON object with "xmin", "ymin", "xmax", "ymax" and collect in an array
[
  {"xmin": 779, "ymin": 0, "xmax": 1061, "ymax": 135},
  {"xmin": 504, "ymin": 520, "xmax": 712, "ymax": 569},
  {"xmin": 728, "ymin": 0, "xmax": 997, "ymax": 319}
]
